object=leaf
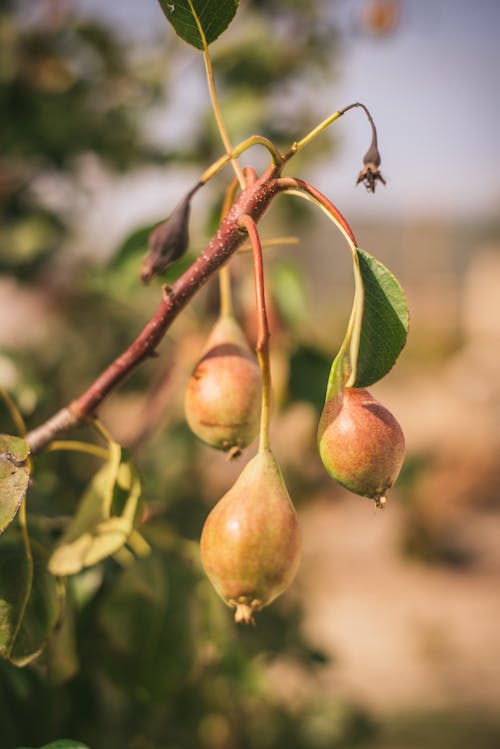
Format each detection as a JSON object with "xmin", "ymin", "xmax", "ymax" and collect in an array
[
  {"xmin": 0, "ymin": 434, "xmax": 30, "ymax": 536},
  {"xmin": 157, "ymin": 0, "xmax": 239, "ymax": 50},
  {"xmin": 353, "ymin": 249, "xmax": 409, "ymax": 387},
  {"xmin": 49, "ymin": 448, "xmax": 143, "ymax": 576},
  {"xmin": 323, "ymin": 249, "xmax": 408, "ymax": 405},
  {"xmin": 0, "ymin": 532, "xmax": 64, "ymax": 666}
]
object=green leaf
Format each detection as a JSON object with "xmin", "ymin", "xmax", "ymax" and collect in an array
[
  {"xmin": 49, "ymin": 448, "xmax": 143, "ymax": 576},
  {"xmin": 0, "ymin": 533, "xmax": 63, "ymax": 666},
  {"xmin": 354, "ymin": 249, "xmax": 409, "ymax": 387},
  {"xmin": 0, "ymin": 434, "xmax": 30, "ymax": 536},
  {"xmin": 322, "ymin": 249, "xmax": 408, "ymax": 406},
  {"xmin": 157, "ymin": 0, "xmax": 239, "ymax": 50}
]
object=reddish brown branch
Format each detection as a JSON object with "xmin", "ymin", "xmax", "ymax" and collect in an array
[{"xmin": 26, "ymin": 164, "xmax": 284, "ymax": 454}]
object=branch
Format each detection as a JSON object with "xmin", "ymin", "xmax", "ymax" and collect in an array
[{"xmin": 25, "ymin": 165, "xmax": 284, "ymax": 454}]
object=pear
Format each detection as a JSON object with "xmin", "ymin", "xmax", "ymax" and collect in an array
[
  {"xmin": 200, "ymin": 449, "xmax": 301, "ymax": 624},
  {"xmin": 185, "ymin": 316, "xmax": 261, "ymax": 454},
  {"xmin": 318, "ymin": 387, "xmax": 405, "ymax": 506}
]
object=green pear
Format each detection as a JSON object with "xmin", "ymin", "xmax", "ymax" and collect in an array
[{"xmin": 200, "ymin": 449, "xmax": 301, "ymax": 624}]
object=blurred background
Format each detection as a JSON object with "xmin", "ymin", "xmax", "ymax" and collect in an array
[{"xmin": 1, "ymin": 0, "xmax": 500, "ymax": 747}]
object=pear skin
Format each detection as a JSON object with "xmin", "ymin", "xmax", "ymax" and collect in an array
[
  {"xmin": 185, "ymin": 316, "xmax": 261, "ymax": 454},
  {"xmin": 318, "ymin": 387, "xmax": 405, "ymax": 506},
  {"xmin": 200, "ymin": 449, "xmax": 301, "ymax": 623}
]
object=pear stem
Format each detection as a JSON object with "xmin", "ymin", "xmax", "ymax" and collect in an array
[
  {"xmin": 218, "ymin": 178, "xmax": 240, "ymax": 319},
  {"xmin": 277, "ymin": 178, "xmax": 364, "ymax": 389},
  {"xmin": 282, "ymin": 101, "xmax": 379, "ymax": 162},
  {"xmin": 239, "ymin": 214, "xmax": 272, "ymax": 454}
]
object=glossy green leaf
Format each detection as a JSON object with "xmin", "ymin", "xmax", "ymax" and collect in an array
[
  {"xmin": 49, "ymin": 447, "xmax": 142, "ymax": 576},
  {"xmin": 157, "ymin": 0, "xmax": 239, "ymax": 50},
  {"xmin": 0, "ymin": 434, "xmax": 30, "ymax": 536},
  {"xmin": 323, "ymin": 249, "xmax": 408, "ymax": 405},
  {"xmin": 353, "ymin": 248, "xmax": 409, "ymax": 387},
  {"xmin": 0, "ymin": 533, "xmax": 63, "ymax": 666}
]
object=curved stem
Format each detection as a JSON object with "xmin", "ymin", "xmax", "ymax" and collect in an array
[
  {"xmin": 0, "ymin": 387, "xmax": 27, "ymax": 437},
  {"xmin": 283, "ymin": 101, "xmax": 379, "ymax": 161},
  {"xmin": 278, "ymin": 177, "xmax": 357, "ymax": 246},
  {"xmin": 278, "ymin": 179, "xmax": 364, "ymax": 388},
  {"xmin": 46, "ymin": 440, "xmax": 109, "ymax": 461},
  {"xmin": 200, "ymin": 135, "xmax": 283, "ymax": 185},
  {"xmin": 237, "ymin": 235, "xmax": 299, "ymax": 254},
  {"xmin": 238, "ymin": 214, "xmax": 272, "ymax": 453}
]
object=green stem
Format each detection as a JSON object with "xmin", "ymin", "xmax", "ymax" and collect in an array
[
  {"xmin": 0, "ymin": 387, "xmax": 27, "ymax": 436},
  {"xmin": 219, "ymin": 266, "xmax": 233, "ymax": 318},
  {"xmin": 91, "ymin": 418, "xmax": 116, "ymax": 448},
  {"xmin": 284, "ymin": 110, "xmax": 344, "ymax": 160},
  {"xmin": 279, "ymin": 181, "xmax": 364, "ymax": 388},
  {"xmin": 282, "ymin": 101, "xmax": 377, "ymax": 162},
  {"xmin": 239, "ymin": 214, "xmax": 272, "ymax": 453},
  {"xmin": 186, "ymin": 0, "xmax": 245, "ymax": 188},
  {"xmin": 13, "ymin": 499, "xmax": 33, "ymax": 653},
  {"xmin": 200, "ymin": 135, "xmax": 283, "ymax": 185},
  {"xmin": 46, "ymin": 440, "xmax": 109, "ymax": 461},
  {"xmin": 237, "ymin": 235, "xmax": 299, "ymax": 254}
]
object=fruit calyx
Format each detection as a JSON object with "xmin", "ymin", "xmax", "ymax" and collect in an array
[{"xmin": 230, "ymin": 596, "xmax": 263, "ymax": 625}]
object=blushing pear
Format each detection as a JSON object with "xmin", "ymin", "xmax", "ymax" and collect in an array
[
  {"xmin": 185, "ymin": 316, "xmax": 261, "ymax": 455},
  {"xmin": 318, "ymin": 387, "xmax": 405, "ymax": 506}
]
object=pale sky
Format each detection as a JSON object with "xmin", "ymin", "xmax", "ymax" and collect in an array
[{"xmin": 72, "ymin": 0, "xmax": 500, "ymax": 222}]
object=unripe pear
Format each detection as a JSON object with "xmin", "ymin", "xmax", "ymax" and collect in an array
[
  {"xmin": 200, "ymin": 449, "xmax": 301, "ymax": 624},
  {"xmin": 318, "ymin": 387, "xmax": 405, "ymax": 506},
  {"xmin": 185, "ymin": 316, "xmax": 261, "ymax": 454}
]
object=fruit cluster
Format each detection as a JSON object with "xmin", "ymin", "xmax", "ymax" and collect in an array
[{"xmin": 184, "ymin": 306, "xmax": 405, "ymax": 624}]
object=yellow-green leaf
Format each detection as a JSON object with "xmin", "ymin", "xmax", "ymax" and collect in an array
[
  {"xmin": 49, "ymin": 450, "xmax": 142, "ymax": 576},
  {"xmin": 0, "ymin": 434, "xmax": 30, "ymax": 536}
]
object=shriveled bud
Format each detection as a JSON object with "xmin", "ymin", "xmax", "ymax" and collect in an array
[
  {"xmin": 140, "ymin": 182, "xmax": 202, "ymax": 284},
  {"xmin": 356, "ymin": 140, "xmax": 386, "ymax": 193}
]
